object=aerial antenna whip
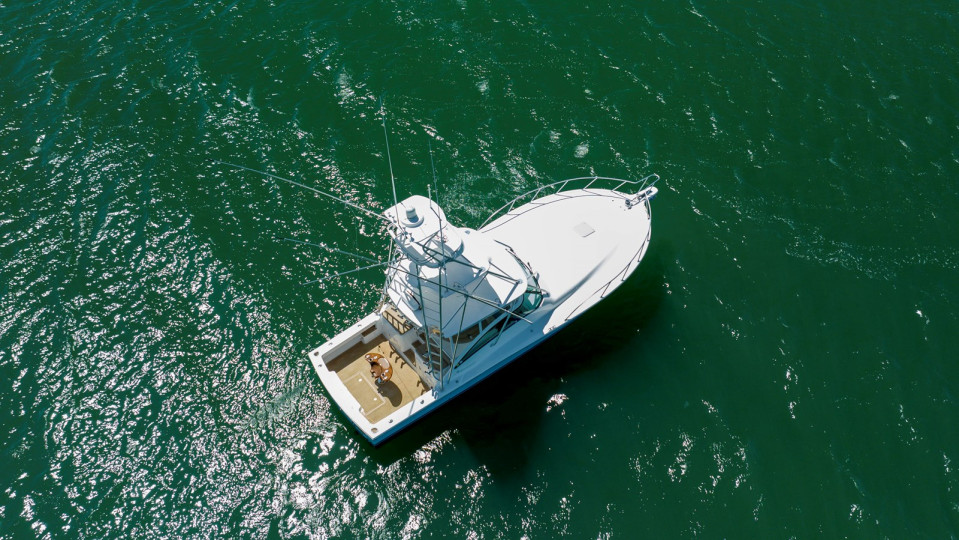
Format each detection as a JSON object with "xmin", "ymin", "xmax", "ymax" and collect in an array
[
  {"xmin": 428, "ymin": 139, "xmax": 446, "ymax": 260},
  {"xmin": 380, "ymin": 99, "xmax": 402, "ymax": 226},
  {"xmin": 215, "ymin": 161, "xmax": 390, "ymax": 225},
  {"xmin": 429, "ymin": 139, "xmax": 440, "ymax": 208}
]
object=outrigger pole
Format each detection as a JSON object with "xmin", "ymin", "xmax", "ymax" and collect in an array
[
  {"xmin": 299, "ymin": 261, "xmax": 393, "ymax": 286},
  {"xmin": 286, "ymin": 237, "xmax": 533, "ymax": 325},
  {"xmin": 282, "ymin": 237, "xmax": 380, "ymax": 264},
  {"xmin": 215, "ymin": 161, "xmax": 391, "ymax": 225}
]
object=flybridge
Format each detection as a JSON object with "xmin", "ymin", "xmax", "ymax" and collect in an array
[{"xmin": 378, "ymin": 193, "xmax": 541, "ymax": 391}]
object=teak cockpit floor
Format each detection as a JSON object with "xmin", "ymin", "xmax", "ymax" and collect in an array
[{"xmin": 325, "ymin": 335, "xmax": 429, "ymax": 423}]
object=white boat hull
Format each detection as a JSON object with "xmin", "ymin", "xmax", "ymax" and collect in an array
[{"xmin": 310, "ymin": 184, "xmax": 656, "ymax": 445}]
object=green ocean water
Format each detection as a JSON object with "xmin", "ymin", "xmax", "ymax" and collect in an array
[{"xmin": 2, "ymin": 0, "xmax": 958, "ymax": 537}]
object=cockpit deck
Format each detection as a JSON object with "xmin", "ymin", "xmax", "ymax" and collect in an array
[{"xmin": 322, "ymin": 335, "xmax": 429, "ymax": 423}]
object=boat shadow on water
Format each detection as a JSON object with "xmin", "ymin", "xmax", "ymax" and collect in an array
[{"xmin": 360, "ymin": 249, "xmax": 668, "ymax": 471}]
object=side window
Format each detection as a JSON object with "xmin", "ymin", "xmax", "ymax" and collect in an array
[
  {"xmin": 470, "ymin": 325, "xmax": 501, "ymax": 354},
  {"xmin": 479, "ymin": 312, "xmax": 499, "ymax": 332},
  {"xmin": 456, "ymin": 314, "xmax": 506, "ymax": 367}
]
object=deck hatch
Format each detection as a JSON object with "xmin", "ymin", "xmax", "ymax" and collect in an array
[{"xmin": 573, "ymin": 222, "xmax": 595, "ymax": 237}]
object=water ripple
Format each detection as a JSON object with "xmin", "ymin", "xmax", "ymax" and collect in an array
[{"xmin": 2, "ymin": 0, "xmax": 959, "ymax": 537}]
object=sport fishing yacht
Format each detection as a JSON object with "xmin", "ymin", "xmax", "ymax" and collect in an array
[{"xmin": 308, "ymin": 175, "xmax": 658, "ymax": 445}]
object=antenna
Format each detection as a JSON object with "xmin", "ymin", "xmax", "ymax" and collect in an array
[
  {"xmin": 427, "ymin": 138, "xmax": 447, "ymax": 262},
  {"xmin": 428, "ymin": 140, "xmax": 438, "ymax": 199},
  {"xmin": 216, "ymin": 161, "xmax": 390, "ymax": 225},
  {"xmin": 429, "ymin": 140, "xmax": 445, "ymax": 253},
  {"xmin": 380, "ymin": 100, "xmax": 402, "ymax": 227}
]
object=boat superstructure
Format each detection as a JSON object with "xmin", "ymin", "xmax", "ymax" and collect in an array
[{"xmin": 308, "ymin": 175, "xmax": 658, "ymax": 445}]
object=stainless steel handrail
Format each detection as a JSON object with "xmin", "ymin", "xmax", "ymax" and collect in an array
[{"xmin": 480, "ymin": 173, "xmax": 659, "ymax": 229}]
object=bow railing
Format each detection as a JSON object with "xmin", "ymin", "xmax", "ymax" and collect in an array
[{"xmin": 480, "ymin": 174, "xmax": 659, "ymax": 229}]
